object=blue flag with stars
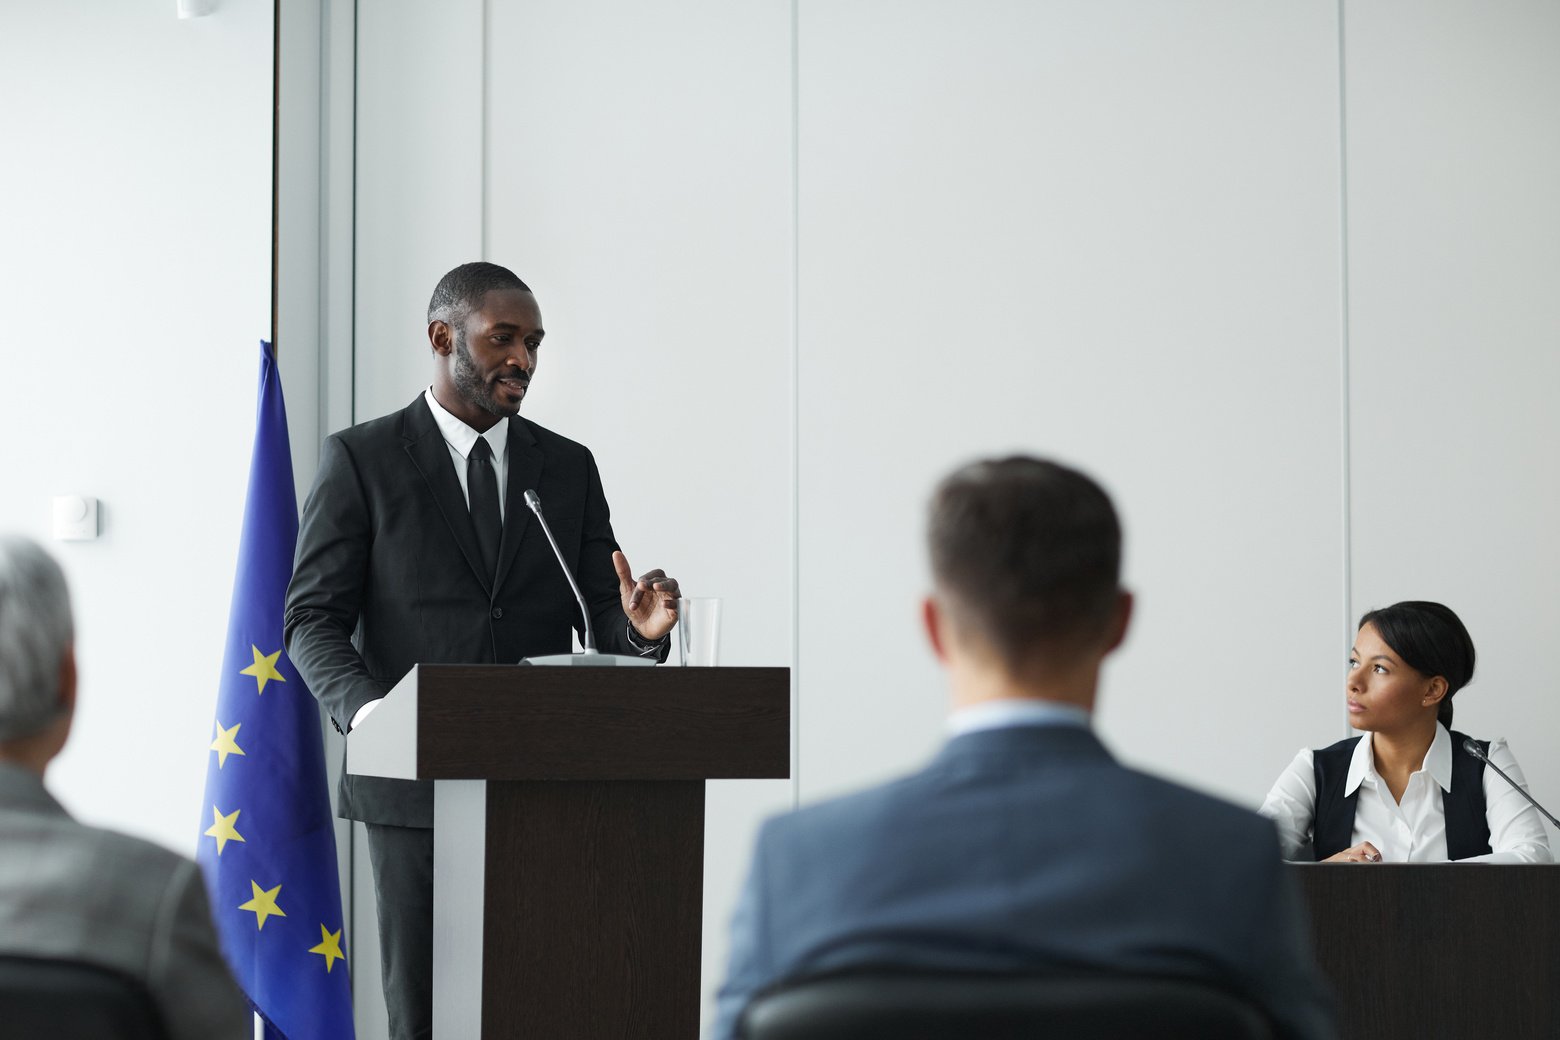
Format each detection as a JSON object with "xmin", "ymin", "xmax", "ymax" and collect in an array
[{"xmin": 198, "ymin": 341, "xmax": 355, "ymax": 1040}]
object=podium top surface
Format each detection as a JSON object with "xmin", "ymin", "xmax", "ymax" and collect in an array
[{"xmin": 347, "ymin": 664, "xmax": 790, "ymax": 782}]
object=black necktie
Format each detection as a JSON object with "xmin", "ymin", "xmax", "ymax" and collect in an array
[{"xmin": 467, "ymin": 436, "xmax": 501, "ymax": 581}]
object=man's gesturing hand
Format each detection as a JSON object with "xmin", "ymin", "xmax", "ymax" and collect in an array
[{"xmin": 614, "ymin": 550, "xmax": 680, "ymax": 641}]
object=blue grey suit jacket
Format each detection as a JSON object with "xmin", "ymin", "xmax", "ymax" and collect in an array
[{"xmin": 713, "ymin": 724, "xmax": 1336, "ymax": 1040}]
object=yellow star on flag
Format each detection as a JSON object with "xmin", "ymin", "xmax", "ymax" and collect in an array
[
  {"xmin": 240, "ymin": 645, "xmax": 286, "ymax": 695},
  {"xmin": 239, "ymin": 881, "xmax": 287, "ymax": 930},
  {"xmin": 309, "ymin": 924, "xmax": 347, "ymax": 973},
  {"xmin": 204, "ymin": 806, "xmax": 245, "ymax": 855},
  {"xmin": 209, "ymin": 721, "xmax": 246, "ymax": 768}
]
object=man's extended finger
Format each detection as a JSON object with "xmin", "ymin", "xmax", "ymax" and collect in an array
[
  {"xmin": 614, "ymin": 552, "xmax": 646, "ymax": 609},
  {"xmin": 613, "ymin": 551, "xmax": 635, "ymax": 588}
]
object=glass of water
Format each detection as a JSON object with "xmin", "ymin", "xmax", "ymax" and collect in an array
[{"xmin": 677, "ymin": 597, "xmax": 722, "ymax": 666}]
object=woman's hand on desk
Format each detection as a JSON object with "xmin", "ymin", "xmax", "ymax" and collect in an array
[{"xmin": 1324, "ymin": 841, "xmax": 1382, "ymax": 863}]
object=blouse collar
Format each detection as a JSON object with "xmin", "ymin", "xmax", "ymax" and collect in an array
[{"xmin": 1346, "ymin": 722, "xmax": 1453, "ymax": 795}]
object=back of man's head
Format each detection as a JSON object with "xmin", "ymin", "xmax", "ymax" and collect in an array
[
  {"xmin": 928, "ymin": 457, "xmax": 1122, "ymax": 680},
  {"xmin": 0, "ymin": 536, "xmax": 74, "ymax": 744}
]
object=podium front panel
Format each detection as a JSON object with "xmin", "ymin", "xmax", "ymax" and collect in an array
[{"xmin": 1293, "ymin": 864, "xmax": 1560, "ymax": 1039}]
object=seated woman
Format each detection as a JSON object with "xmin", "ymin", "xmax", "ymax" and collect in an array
[{"xmin": 1261, "ymin": 601, "xmax": 1552, "ymax": 863}]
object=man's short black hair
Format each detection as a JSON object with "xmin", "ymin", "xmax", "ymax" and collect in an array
[
  {"xmin": 427, "ymin": 262, "xmax": 532, "ymax": 328},
  {"xmin": 928, "ymin": 456, "xmax": 1122, "ymax": 675}
]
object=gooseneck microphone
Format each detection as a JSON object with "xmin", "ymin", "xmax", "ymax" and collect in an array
[
  {"xmin": 523, "ymin": 489, "xmax": 597, "ymax": 653},
  {"xmin": 1463, "ymin": 737, "xmax": 1560, "ymax": 830}
]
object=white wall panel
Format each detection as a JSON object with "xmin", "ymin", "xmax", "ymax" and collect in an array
[
  {"xmin": 797, "ymin": 0, "xmax": 1347, "ymax": 809},
  {"xmin": 1344, "ymin": 0, "xmax": 1560, "ymax": 846},
  {"xmin": 0, "ymin": 1, "xmax": 272, "ymax": 855},
  {"xmin": 354, "ymin": 0, "xmax": 485, "ymax": 420},
  {"xmin": 482, "ymin": 2, "xmax": 795, "ymax": 1030}
]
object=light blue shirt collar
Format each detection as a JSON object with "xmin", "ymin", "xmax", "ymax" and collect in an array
[{"xmin": 947, "ymin": 698, "xmax": 1092, "ymax": 738}]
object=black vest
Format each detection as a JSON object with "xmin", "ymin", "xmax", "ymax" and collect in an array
[{"xmin": 1310, "ymin": 730, "xmax": 1491, "ymax": 861}]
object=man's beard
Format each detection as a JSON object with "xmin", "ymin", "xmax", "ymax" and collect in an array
[{"xmin": 452, "ymin": 330, "xmax": 520, "ymax": 416}]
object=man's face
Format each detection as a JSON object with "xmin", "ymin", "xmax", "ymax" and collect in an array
[{"xmin": 444, "ymin": 288, "xmax": 544, "ymax": 421}]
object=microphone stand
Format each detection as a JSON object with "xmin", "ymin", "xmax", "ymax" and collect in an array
[
  {"xmin": 1463, "ymin": 738, "xmax": 1560, "ymax": 830},
  {"xmin": 518, "ymin": 489, "xmax": 655, "ymax": 668}
]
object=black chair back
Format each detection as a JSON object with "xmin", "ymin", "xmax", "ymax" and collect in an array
[
  {"xmin": 740, "ymin": 971, "xmax": 1277, "ymax": 1040},
  {"xmin": 0, "ymin": 955, "xmax": 169, "ymax": 1040}
]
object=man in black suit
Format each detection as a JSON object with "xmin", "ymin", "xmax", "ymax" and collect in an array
[{"xmin": 284, "ymin": 262, "xmax": 679, "ymax": 1040}]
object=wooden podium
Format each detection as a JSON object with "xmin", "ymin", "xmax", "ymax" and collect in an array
[
  {"xmin": 347, "ymin": 663, "xmax": 790, "ymax": 1039},
  {"xmin": 1292, "ymin": 863, "xmax": 1560, "ymax": 1039}
]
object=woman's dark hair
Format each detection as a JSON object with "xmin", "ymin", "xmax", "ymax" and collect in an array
[{"xmin": 1357, "ymin": 601, "xmax": 1475, "ymax": 729}]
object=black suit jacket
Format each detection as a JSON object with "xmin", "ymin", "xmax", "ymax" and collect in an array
[{"xmin": 284, "ymin": 395, "xmax": 660, "ymax": 827}]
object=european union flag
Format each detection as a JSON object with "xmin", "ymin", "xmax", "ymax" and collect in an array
[{"xmin": 198, "ymin": 341, "xmax": 355, "ymax": 1040}]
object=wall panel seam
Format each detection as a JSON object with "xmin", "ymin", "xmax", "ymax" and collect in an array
[
  {"xmin": 1336, "ymin": 0, "xmax": 1355, "ymax": 740},
  {"xmin": 481, "ymin": 0, "xmax": 490, "ymax": 260},
  {"xmin": 789, "ymin": 0, "xmax": 801, "ymax": 810}
]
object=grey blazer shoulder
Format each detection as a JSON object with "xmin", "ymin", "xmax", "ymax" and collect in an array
[{"xmin": 0, "ymin": 767, "xmax": 250, "ymax": 1040}]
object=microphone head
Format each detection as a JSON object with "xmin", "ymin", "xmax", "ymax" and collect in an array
[
  {"xmin": 523, "ymin": 489, "xmax": 542, "ymax": 513},
  {"xmin": 1462, "ymin": 737, "xmax": 1486, "ymax": 759}
]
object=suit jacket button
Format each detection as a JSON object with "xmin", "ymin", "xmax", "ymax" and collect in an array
[{"xmin": 490, "ymin": 606, "xmax": 504, "ymax": 619}]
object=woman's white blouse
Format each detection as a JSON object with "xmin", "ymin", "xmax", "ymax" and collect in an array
[{"xmin": 1259, "ymin": 724, "xmax": 1553, "ymax": 863}]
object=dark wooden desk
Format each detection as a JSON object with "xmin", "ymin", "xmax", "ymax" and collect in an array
[{"xmin": 1292, "ymin": 864, "xmax": 1560, "ymax": 1040}]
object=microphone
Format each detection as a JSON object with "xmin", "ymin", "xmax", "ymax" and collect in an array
[
  {"xmin": 524, "ymin": 489, "xmax": 596, "ymax": 653},
  {"xmin": 1463, "ymin": 737, "xmax": 1560, "ymax": 830},
  {"xmin": 518, "ymin": 489, "xmax": 655, "ymax": 668}
]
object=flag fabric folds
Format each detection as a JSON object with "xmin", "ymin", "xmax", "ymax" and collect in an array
[{"xmin": 198, "ymin": 340, "xmax": 355, "ymax": 1040}]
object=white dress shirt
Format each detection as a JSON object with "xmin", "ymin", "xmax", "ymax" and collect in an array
[
  {"xmin": 422, "ymin": 387, "xmax": 510, "ymax": 519},
  {"xmin": 948, "ymin": 698, "xmax": 1092, "ymax": 737},
  {"xmin": 1259, "ymin": 723, "xmax": 1553, "ymax": 864}
]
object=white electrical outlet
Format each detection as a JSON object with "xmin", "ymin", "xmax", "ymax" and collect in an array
[{"xmin": 52, "ymin": 496, "xmax": 100, "ymax": 541}]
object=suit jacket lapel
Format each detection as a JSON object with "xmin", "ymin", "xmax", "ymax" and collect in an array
[
  {"xmin": 496, "ymin": 418, "xmax": 543, "ymax": 590},
  {"xmin": 401, "ymin": 397, "xmax": 492, "ymax": 595}
]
